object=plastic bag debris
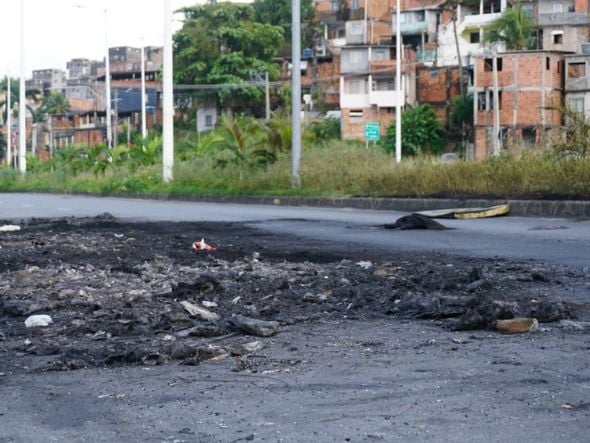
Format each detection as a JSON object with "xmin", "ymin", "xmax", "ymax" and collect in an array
[
  {"xmin": 191, "ymin": 238, "xmax": 216, "ymax": 251},
  {"xmin": 0, "ymin": 225, "xmax": 21, "ymax": 232},
  {"xmin": 24, "ymin": 314, "xmax": 53, "ymax": 328}
]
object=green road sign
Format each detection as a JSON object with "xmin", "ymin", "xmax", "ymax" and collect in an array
[{"xmin": 365, "ymin": 122, "xmax": 380, "ymax": 141}]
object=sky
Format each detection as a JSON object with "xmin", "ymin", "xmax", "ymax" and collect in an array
[{"xmin": 0, "ymin": 0, "xmax": 251, "ymax": 77}]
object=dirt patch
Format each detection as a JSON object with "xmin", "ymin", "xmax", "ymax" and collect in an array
[{"xmin": 0, "ymin": 215, "xmax": 587, "ymax": 373}]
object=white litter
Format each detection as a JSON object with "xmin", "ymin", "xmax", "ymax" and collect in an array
[
  {"xmin": 0, "ymin": 225, "xmax": 21, "ymax": 232},
  {"xmin": 356, "ymin": 261, "xmax": 373, "ymax": 270},
  {"xmin": 24, "ymin": 315, "xmax": 53, "ymax": 328}
]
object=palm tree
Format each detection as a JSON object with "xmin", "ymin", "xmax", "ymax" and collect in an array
[
  {"xmin": 214, "ymin": 114, "xmax": 274, "ymax": 180},
  {"xmin": 39, "ymin": 91, "xmax": 70, "ymax": 115},
  {"xmin": 485, "ymin": 2, "xmax": 535, "ymax": 50}
]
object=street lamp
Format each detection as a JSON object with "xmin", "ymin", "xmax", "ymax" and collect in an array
[
  {"xmin": 19, "ymin": 0, "xmax": 26, "ymax": 173},
  {"xmin": 395, "ymin": 0, "xmax": 402, "ymax": 164},
  {"xmin": 162, "ymin": 0, "xmax": 174, "ymax": 182},
  {"xmin": 5, "ymin": 71, "xmax": 12, "ymax": 167}
]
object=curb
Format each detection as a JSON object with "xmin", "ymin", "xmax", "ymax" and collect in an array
[{"xmin": 179, "ymin": 195, "xmax": 590, "ymax": 219}]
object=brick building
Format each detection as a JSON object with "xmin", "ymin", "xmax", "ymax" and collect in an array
[
  {"xmin": 416, "ymin": 66, "xmax": 462, "ymax": 124},
  {"xmin": 565, "ymin": 49, "xmax": 590, "ymax": 113},
  {"xmin": 473, "ymin": 51, "xmax": 565, "ymax": 159}
]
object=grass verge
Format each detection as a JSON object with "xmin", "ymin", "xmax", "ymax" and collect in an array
[{"xmin": 1, "ymin": 142, "xmax": 589, "ymax": 200}]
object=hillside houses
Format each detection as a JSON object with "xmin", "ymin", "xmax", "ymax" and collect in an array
[{"xmin": 312, "ymin": 0, "xmax": 590, "ymax": 157}]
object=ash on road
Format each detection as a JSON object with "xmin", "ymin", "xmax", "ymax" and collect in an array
[{"xmin": 1, "ymin": 215, "xmax": 589, "ymax": 442}]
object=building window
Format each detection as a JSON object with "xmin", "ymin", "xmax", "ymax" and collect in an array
[
  {"xmin": 553, "ymin": 33, "xmax": 563, "ymax": 44},
  {"xmin": 484, "ymin": 57, "xmax": 503, "ymax": 71},
  {"xmin": 477, "ymin": 92, "xmax": 486, "ymax": 110},
  {"xmin": 401, "ymin": 11, "xmax": 425, "ymax": 23},
  {"xmin": 568, "ymin": 62, "xmax": 586, "ymax": 78},
  {"xmin": 205, "ymin": 115, "xmax": 214, "ymax": 127},
  {"xmin": 552, "ymin": 3, "xmax": 563, "ymax": 13},
  {"xmin": 331, "ymin": 1, "xmax": 339, "ymax": 12},
  {"xmin": 569, "ymin": 97, "xmax": 584, "ymax": 112},
  {"xmin": 372, "ymin": 50, "xmax": 388, "ymax": 61},
  {"xmin": 347, "ymin": 79, "xmax": 366, "ymax": 94},
  {"xmin": 522, "ymin": 128, "xmax": 536, "ymax": 147},
  {"xmin": 349, "ymin": 110, "xmax": 364, "ymax": 122},
  {"xmin": 470, "ymin": 32, "xmax": 480, "ymax": 44},
  {"xmin": 352, "ymin": 0, "xmax": 360, "ymax": 9},
  {"xmin": 488, "ymin": 90, "xmax": 502, "ymax": 110}
]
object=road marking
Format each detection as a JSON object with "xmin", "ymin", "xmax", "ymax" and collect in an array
[
  {"xmin": 57, "ymin": 208, "xmax": 73, "ymax": 212},
  {"xmin": 21, "ymin": 204, "xmax": 34, "ymax": 208}
]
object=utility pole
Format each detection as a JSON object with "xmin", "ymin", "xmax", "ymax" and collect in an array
[
  {"xmin": 162, "ymin": 0, "xmax": 174, "ymax": 182},
  {"xmin": 6, "ymin": 72, "xmax": 11, "ymax": 167},
  {"xmin": 395, "ymin": 0, "xmax": 402, "ymax": 164},
  {"xmin": 492, "ymin": 45, "xmax": 500, "ymax": 156},
  {"xmin": 291, "ymin": 0, "xmax": 301, "ymax": 188},
  {"xmin": 141, "ymin": 42, "xmax": 147, "ymax": 141},
  {"xmin": 18, "ymin": 0, "xmax": 26, "ymax": 174},
  {"xmin": 265, "ymin": 71, "xmax": 270, "ymax": 121},
  {"xmin": 113, "ymin": 88, "xmax": 119, "ymax": 146},
  {"xmin": 104, "ymin": 9, "xmax": 112, "ymax": 149}
]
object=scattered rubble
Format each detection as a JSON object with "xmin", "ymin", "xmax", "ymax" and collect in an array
[{"xmin": 0, "ymin": 215, "xmax": 587, "ymax": 373}]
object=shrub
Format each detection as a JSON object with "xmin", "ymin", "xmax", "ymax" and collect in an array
[{"xmin": 382, "ymin": 104, "xmax": 445, "ymax": 156}]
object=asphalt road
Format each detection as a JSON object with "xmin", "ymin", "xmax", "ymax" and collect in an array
[
  {"xmin": 1, "ymin": 193, "xmax": 590, "ymax": 442},
  {"xmin": 1, "ymin": 193, "xmax": 589, "ymax": 267}
]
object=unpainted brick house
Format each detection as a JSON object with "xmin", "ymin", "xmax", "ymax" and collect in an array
[{"xmin": 473, "ymin": 51, "xmax": 565, "ymax": 159}]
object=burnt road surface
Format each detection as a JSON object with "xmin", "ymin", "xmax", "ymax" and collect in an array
[
  {"xmin": 1, "ymin": 193, "xmax": 589, "ymax": 443},
  {"xmin": 1, "ymin": 193, "xmax": 589, "ymax": 267}
]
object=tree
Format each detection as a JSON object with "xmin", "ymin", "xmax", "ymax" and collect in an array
[
  {"xmin": 213, "ymin": 114, "xmax": 276, "ymax": 179},
  {"xmin": 382, "ymin": 104, "xmax": 446, "ymax": 156},
  {"xmin": 174, "ymin": 2, "xmax": 285, "ymax": 111},
  {"xmin": 485, "ymin": 2, "xmax": 536, "ymax": 50},
  {"xmin": 252, "ymin": 0, "xmax": 315, "ymax": 44},
  {"xmin": 39, "ymin": 91, "xmax": 70, "ymax": 115}
]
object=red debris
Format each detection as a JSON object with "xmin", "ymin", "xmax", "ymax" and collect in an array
[{"xmin": 192, "ymin": 238, "xmax": 216, "ymax": 251}]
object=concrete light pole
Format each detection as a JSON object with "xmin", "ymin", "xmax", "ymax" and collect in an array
[
  {"xmin": 6, "ymin": 72, "xmax": 12, "ymax": 167},
  {"xmin": 291, "ymin": 0, "xmax": 302, "ymax": 188},
  {"xmin": 141, "ymin": 41, "xmax": 147, "ymax": 141},
  {"xmin": 162, "ymin": 0, "xmax": 174, "ymax": 182},
  {"xmin": 104, "ymin": 9, "xmax": 112, "ymax": 148},
  {"xmin": 395, "ymin": 0, "xmax": 402, "ymax": 164},
  {"xmin": 18, "ymin": 0, "xmax": 26, "ymax": 174}
]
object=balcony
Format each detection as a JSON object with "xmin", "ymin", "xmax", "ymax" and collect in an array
[
  {"xmin": 341, "ymin": 92, "xmax": 371, "ymax": 108},
  {"xmin": 392, "ymin": 21, "xmax": 428, "ymax": 35},
  {"xmin": 538, "ymin": 12, "xmax": 590, "ymax": 26},
  {"xmin": 463, "ymin": 12, "xmax": 502, "ymax": 28},
  {"xmin": 370, "ymin": 59, "xmax": 395, "ymax": 73},
  {"xmin": 319, "ymin": 9, "xmax": 350, "ymax": 24},
  {"xmin": 369, "ymin": 89, "xmax": 402, "ymax": 107}
]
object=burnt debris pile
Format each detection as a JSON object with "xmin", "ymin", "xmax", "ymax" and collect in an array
[{"xmin": 0, "ymin": 216, "xmax": 584, "ymax": 372}]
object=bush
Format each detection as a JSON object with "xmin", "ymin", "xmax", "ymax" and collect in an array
[
  {"xmin": 306, "ymin": 117, "xmax": 341, "ymax": 143},
  {"xmin": 382, "ymin": 104, "xmax": 445, "ymax": 156}
]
